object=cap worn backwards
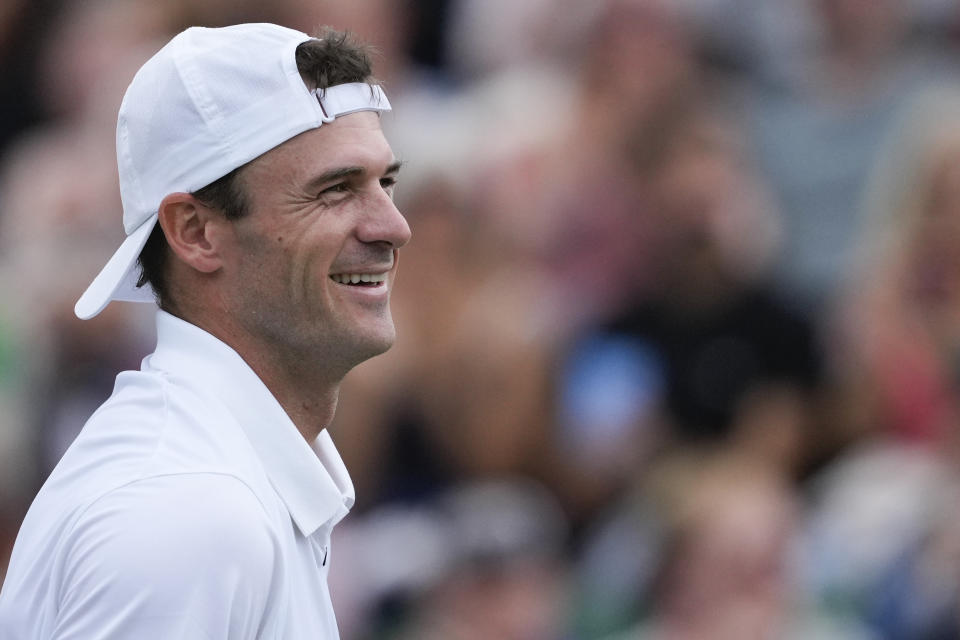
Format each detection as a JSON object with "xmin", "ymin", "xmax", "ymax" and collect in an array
[{"xmin": 74, "ymin": 23, "xmax": 391, "ymax": 320}]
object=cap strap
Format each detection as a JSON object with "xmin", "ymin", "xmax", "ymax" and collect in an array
[{"xmin": 313, "ymin": 83, "xmax": 391, "ymax": 123}]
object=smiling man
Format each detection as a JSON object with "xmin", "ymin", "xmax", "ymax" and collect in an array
[{"xmin": 0, "ymin": 24, "xmax": 409, "ymax": 639}]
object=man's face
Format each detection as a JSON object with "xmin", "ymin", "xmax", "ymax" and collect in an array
[{"xmin": 217, "ymin": 111, "xmax": 411, "ymax": 372}]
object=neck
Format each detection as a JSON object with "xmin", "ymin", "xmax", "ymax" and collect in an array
[
  {"xmin": 239, "ymin": 345, "xmax": 343, "ymax": 443},
  {"xmin": 172, "ymin": 304, "xmax": 343, "ymax": 443}
]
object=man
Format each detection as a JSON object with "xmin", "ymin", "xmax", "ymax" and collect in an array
[{"xmin": 0, "ymin": 23, "xmax": 410, "ymax": 638}]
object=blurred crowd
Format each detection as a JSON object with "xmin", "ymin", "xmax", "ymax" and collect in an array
[{"xmin": 3, "ymin": 0, "xmax": 960, "ymax": 638}]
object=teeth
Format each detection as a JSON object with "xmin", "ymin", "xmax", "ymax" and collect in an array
[{"xmin": 330, "ymin": 272, "xmax": 388, "ymax": 284}]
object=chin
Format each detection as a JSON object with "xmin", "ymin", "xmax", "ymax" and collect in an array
[
  {"xmin": 367, "ymin": 330, "xmax": 397, "ymax": 358},
  {"xmin": 350, "ymin": 324, "xmax": 397, "ymax": 362}
]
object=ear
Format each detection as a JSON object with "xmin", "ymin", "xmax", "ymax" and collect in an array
[{"xmin": 157, "ymin": 193, "xmax": 225, "ymax": 274}]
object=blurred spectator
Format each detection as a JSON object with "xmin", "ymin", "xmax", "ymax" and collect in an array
[
  {"xmin": 831, "ymin": 86, "xmax": 960, "ymax": 450},
  {"xmin": 599, "ymin": 452, "xmax": 875, "ymax": 639},
  {"xmin": 533, "ymin": 0, "xmax": 700, "ymax": 329},
  {"xmin": 390, "ymin": 479, "xmax": 569, "ymax": 640},
  {"xmin": 739, "ymin": 0, "xmax": 959, "ymax": 308},
  {"xmin": 445, "ymin": 0, "xmax": 563, "ymax": 81},
  {"xmin": 802, "ymin": 443, "xmax": 950, "ymax": 638},
  {"xmin": 558, "ymin": 103, "xmax": 820, "ymax": 500},
  {"xmin": 868, "ymin": 479, "xmax": 960, "ymax": 639},
  {"xmin": 639, "ymin": 457, "xmax": 798, "ymax": 639},
  {"xmin": 0, "ymin": 0, "xmax": 56, "ymax": 162},
  {"xmin": 329, "ymin": 478, "xmax": 570, "ymax": 639},
  {"xmin": 811, "ymin": 83, "xmax": 960, "ymax": 637}
]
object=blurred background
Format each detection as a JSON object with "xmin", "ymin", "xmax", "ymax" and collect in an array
[{"xmin": 4, "ymin": 0, "xmax": 960, "ymax": 637}]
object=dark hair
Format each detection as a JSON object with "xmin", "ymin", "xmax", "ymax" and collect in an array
[{"xmin": 136, "ymin": 27, "xmax": 375, "ymax": 310}]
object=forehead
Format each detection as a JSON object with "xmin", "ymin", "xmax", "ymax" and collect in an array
[{"xmin": 242, "ymin": 112, "xmax": 394, "ymax": 186}]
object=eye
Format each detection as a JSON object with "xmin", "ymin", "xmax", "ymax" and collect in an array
[
  {"xmin": 320, "ymin": 182, "xmax": 350, "ymax": 195},
  {"xmin": 316, "ymin": 182, "xmax": 353, "ymax": 205},
  {"xmin": 380, "ymin": 176, "xmax": 398, "ymax": 193}
]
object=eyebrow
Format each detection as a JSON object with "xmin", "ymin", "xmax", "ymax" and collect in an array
[{"xmin": 306, "ymin": 159, "xmax": 404, "ymax": 192}]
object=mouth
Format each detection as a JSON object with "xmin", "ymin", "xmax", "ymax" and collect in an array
[{"xmin": 329, "ymin": 272, "xmax": 389, "ymax": 287}]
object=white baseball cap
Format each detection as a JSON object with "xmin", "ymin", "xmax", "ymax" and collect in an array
[{"xmin": 74, "ymin": 23, "xmax": 391, "ymax": 320}]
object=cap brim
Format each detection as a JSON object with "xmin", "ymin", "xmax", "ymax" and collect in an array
[{"xmin": 74, "ymin": 215, "xmax": 157, "ymax": 320}]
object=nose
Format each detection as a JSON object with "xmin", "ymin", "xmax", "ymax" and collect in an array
[{"xmin": 357, "ymin": 190, "xmax": 412, "ymax": 249}]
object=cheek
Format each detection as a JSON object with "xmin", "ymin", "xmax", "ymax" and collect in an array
[
  {"xmin": 287, "ymin": 232, "xmax": 343, "ymax": 300},
  {"xmin": 229, "ymin": 230, "xmax": 297, "ymax": 305},
  {"xmin": 234, "ymin": 212, "xmax": 347, "ymax": 302}
]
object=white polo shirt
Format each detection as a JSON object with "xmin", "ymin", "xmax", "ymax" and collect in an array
[{"xmin": 0, "ymin": 311, "xmax": 355, "ymax": 639}]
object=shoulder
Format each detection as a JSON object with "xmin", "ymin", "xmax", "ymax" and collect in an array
[
  {"xmin": 54, "ymin": 473, "xmax": 281, "ymax": 637},
  {"xmin": 73, "ymin": 365, "xmax": 261, "ymax": 482},
  {"xmin": 67, "ymin": 472, "xmax": 277, "ymax": 574}
]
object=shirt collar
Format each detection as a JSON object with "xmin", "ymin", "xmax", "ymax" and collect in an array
[{"xmin": 145, "ymin": 310, "xmax": 355, "ymax": 537}]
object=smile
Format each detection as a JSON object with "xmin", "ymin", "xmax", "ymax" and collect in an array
[{"xmin": 329, "ymin": 272, "xmax": 388, "ymax": 286}]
